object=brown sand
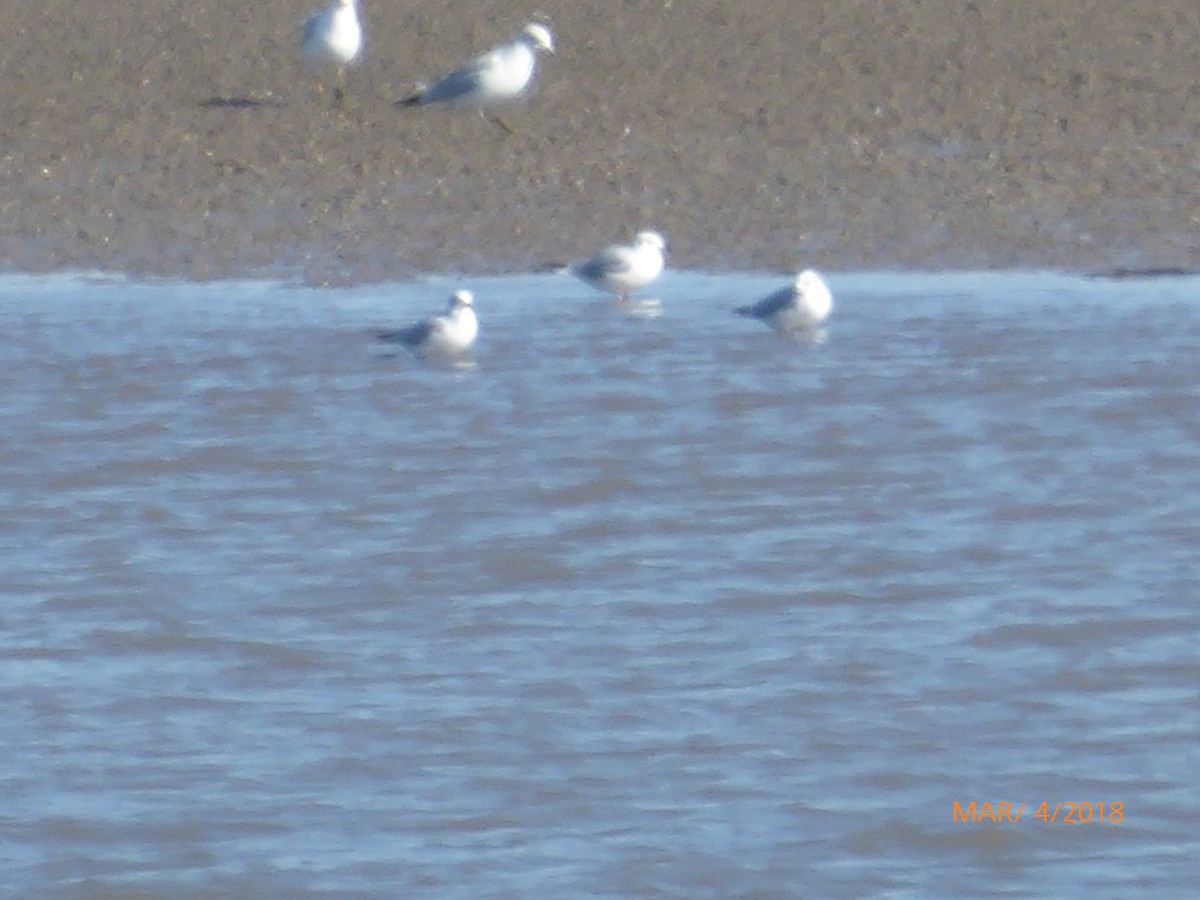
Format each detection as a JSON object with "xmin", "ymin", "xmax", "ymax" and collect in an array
[{"xmin": 2, "ymin": 1, "xmax": 1198, "ymax": 282}]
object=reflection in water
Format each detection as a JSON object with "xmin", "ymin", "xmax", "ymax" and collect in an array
[
  {"xmin": 774, "ymin": 323, "xmax": 828, "ymax": 345},
  {"xmin": 616, "ymin": 295, "xmax": 663, "ymax": 318}
]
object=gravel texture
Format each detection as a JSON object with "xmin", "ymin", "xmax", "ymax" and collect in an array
[{"xmin": 2, "ymin": 1, "xmax": 1198, "ymax": 282}]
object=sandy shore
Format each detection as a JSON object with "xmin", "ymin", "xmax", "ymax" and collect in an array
[{"xmin": 2, "ymin": 1, "xmax": 1198, "ymax": 283}]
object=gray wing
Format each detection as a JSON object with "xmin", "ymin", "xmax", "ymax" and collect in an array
[
  {"xmin": 737, "ymin": 285, "xmax": 795, "ymax": 318},
  {"xmin": 301, "ymin": 11, "xmax": 321, "ymax": 45},
  {"xmin": 376, "ymin": 319, "xmax": 432, "ymax": 347},
  {"xmin": 418, "ymin": 53, "xmax": 493, "ymax": 104},
  {"xmin": 574, "ymin": 246, "xmax": 632, "ymax": 281}
]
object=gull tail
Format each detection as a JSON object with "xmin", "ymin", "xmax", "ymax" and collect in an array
[{"xmin": 374, "ymin": 328, "xmax": 409, "ymax": 344}]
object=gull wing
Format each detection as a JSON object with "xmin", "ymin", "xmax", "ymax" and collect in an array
[
  {"xmin": 737, "ymin": 285, "xmax": 794, "ymax": 318},
  {"xmin": 376, "ymin": 319, "xmax": 433, "ymax": 347},
  {"xmin": 419, "ymin": 48, "xmax": 502, "ymax": 104},
  {"xmin": 302, "ymin": 11, "xmax": 319, "ymax": 41},
  {"xmin": 574, "ymin": 245, "xmax": 635, "ymax": 281}
]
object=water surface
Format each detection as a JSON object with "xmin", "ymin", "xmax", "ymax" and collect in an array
[{"xmin": 2, "ymin": 270, "xmax": 1198, "ymax": 896}]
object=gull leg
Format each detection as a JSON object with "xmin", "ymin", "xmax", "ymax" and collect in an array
[
  {"xmin": 333, "ymin": 67, "xmax": 346, "ymax": 109},
  {"xmin": 482, "ymin": 109, "xmax": 517, "ymax": 135}
]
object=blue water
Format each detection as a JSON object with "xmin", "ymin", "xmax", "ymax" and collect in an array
[{"xmin": 1, "ymin": 270, "xmax": 1198, "ymax": 896}]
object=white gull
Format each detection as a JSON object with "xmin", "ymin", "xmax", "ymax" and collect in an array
[
  {"xmin": 736, "ymin": 269, "xmax": 833, "ymax": 333},
  {"xmin": 301, "ymin": 0, "xmax": 363, "ymax": 106},
  {"xmin": 571, "ymin": 230, "xmax": 667, "ymax": 303},
  {"xmin": 377, "ymin": 290, "xmax": 479, "ymax": 358},
  {"xmin": 402, "ymin": 23, "xmax": 555, "ymax": 110}
]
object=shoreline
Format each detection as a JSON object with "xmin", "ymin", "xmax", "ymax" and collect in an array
[
  {"xmin": 8, "ymin": 264, "xmax": 1199, "ymax": 292},
  {"xmin": 2, "ymin": 1, "xmax": 1198, "ymax": 284}
]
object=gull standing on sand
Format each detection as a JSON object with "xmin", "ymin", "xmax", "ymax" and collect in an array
[
  {"xmin": 401, "ymin": 23, "xmax": 555, "ymax": 122},
  {"xmin": 377, "ymin": 290, "xmax": 479, "ymax": 358},
  {"xmin": 735, "ymin": 269, "xmax": 833, "ymax": 334},
  {"xmin": 301, "ymin": 0, "xmax": 363, "ymax": 107},
  {"xmin": 571, "ymin": 231, "xmax": 667, "ymax": 303}
]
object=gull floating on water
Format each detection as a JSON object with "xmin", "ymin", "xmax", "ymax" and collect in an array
[
  {"xmin": 377, "ymin": 290, "xmax": 479, "ymax": 358},
  {"xmin": 401, "ymin": 23, "xmax": 555, "ymax": 124},
  {"xmin": 571, "ymin": 231, "xmax": 667, "ymax": 303},
  {"xmin": 736, "ymin": 269, "xmax": 833, "ymax": 334},
  {"xmin": 301, "ymin": 0, "xmax": 363, "ymax": 107}
]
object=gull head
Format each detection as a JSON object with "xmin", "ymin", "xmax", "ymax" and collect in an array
[
  {"xmin": 521, "ymin": 23, "xmax": 556, "ymax": 55},
  {"xmin": 634, "ymin": 231, "xmax": 666, "ymax": 252},
  {"xmin": 795, "ymin": 269, "xmax": 828, "ymax": 295},
  {"xmin": 449, "ymin": 289, "xmax": 474, "ymax": 309},
  {"xmin": 794, "ymin": 269, "xmax": 833, "ymax": 319}
]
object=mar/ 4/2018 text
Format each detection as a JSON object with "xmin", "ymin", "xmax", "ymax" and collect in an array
[{"xmin": 952, "ymin": 801, "xmax": 1124, "ymax": 823}]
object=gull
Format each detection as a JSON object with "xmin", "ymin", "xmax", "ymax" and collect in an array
[
  {"xmin": 400, "ymin": 23, "xmax": 555, "ymax": 129},
  {"xmin": 377, "ymin": 290, "xmax": 479, "ymax": 358},
  {"xmin": 301, "ymin": 0, "xmax": 363, "ymax": 107},
  {"xmin": 735, "ymin": 269, "xmax": 833, "ymax": 334},
  {"xmin": 571, "ymin": 231, "xmax": 667, "ymax": 303}
]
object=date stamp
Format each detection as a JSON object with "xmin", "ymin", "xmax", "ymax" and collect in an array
[{"xmin": 953, "ymin": 801, "xmax": 1124, "ymax": 824}]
